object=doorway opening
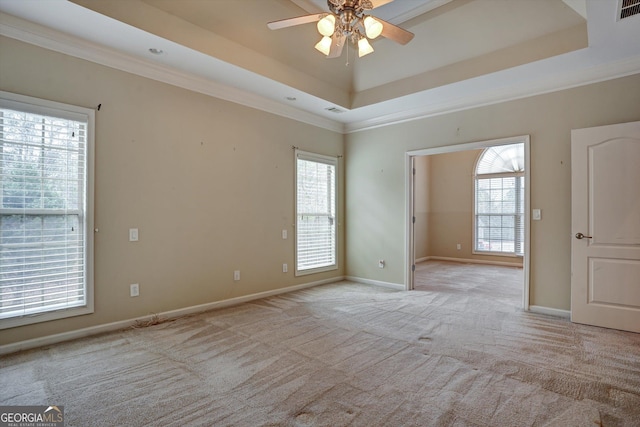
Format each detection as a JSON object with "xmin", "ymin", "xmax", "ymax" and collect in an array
[{"xmin": 405, "ymin": 136, "xmax": 530, "ymax": 310}]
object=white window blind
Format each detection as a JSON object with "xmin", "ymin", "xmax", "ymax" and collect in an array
[
  {"xmin": 1, "ymin": 92, "xmax": 94, "ymax": 328},
  {"xmin": 295, "ymin": 150, "xmax": 337, "ymax": 275},
  {"xmin": 474, "ymin": 143, "xmax": 524, "ymax": 256}
]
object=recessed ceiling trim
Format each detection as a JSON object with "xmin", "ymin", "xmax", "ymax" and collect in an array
[
  {"xmin": 562, "ymin": 0, "xmax": 587, "ymax": 19},
  {"xmin": 344, "ymin": 54, "xmax": 640, "ymax": 133},
  {"xmin": 4, "ymin": 10, "xmax": 639, "ymax": 135},
  {"xmin": 2, "ymin": 4, "xmax": 639, "ymax": 136},
  {"xmin": 0, "ymin": 12, "xmax": 345, "ymax": 134}
]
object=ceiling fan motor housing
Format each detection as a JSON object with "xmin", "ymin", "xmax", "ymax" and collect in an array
[
  {"xmin": 328, "ymin": 0, "xmax": 372, "ymax": 15},
  {"xmin": 328, "ymin": 0, "xmax": 371, "ymax": 41}
]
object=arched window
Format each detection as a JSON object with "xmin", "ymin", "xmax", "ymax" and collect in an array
[{"xmin": 474, "ymin": 143, "xmax": 524, "ymax": 256}]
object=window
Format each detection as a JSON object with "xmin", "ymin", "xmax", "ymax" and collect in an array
[
  {"xmin": 295, "ymin": 150, "xmax": 337, "ymax": 275},
  {"xmin": 0, "ymin": 92, "xmax": 94, "ymax": 329},
  {"xmin": 474, "ymin": 143, "xmax": 524, "ymax": 256}
]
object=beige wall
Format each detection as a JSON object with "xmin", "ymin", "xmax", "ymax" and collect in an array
[
  {"xmin": 1, "ymin": 33, "xmax": 639, "ymax": 346},
  {"xmin": 418, "ymin": 149, "xmax": 522, "ymax": 266},
  {"xmin": 413, "ymin": 155, "xmax": 430, "ymax": 259},
  {"xmin": 0, "ymin": 37, "xmax": 344, "ymax": 346},
  {"xmin": 346, "ymin": 72, "xmax": 640, "ymax": 310}
]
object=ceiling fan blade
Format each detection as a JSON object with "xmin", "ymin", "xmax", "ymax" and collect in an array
[
  {"xmin": 327, "ymin": 33, "xmax": 346, "ymax": 58},
  {"xmin": 267, "ymin": 14, "xmax": 324, "ymax": 30},
  {"xmin": 377, "ymin": 18, "xmax": 414, "ymax": 45}
]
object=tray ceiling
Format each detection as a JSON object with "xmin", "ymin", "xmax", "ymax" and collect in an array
[{"xmin": 0, "ymin": 0, "xmax": 639, "ymax": 132}]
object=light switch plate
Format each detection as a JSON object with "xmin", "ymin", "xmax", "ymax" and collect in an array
[
  {"xmin": 129, "ymin": 228, "xmax": 139, "ymax": 241},
  {"xmin": 130, "ymin": 283, "xmax": 139, "ymax": 297},
  {"xmin": 532, "ymin": 209, "xmax": 541, "ymax": 221}
]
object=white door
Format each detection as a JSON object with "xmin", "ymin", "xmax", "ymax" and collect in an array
[{"xmin": 571, "ymin": 121, "xmax": 640, "ymax": 333}]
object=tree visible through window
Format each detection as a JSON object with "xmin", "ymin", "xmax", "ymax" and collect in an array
[
  {"xmin": 295, "ymin": 150, "xmax": 337, "ymax": 275},
  {"xmin": 474, "ymin": 143, "xmax": 524, "ymax": 256},
  {"xmin": 1, "ymin": 93, "xmax": 93, "ymax": 328}
]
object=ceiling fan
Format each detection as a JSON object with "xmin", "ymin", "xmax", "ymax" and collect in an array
[{"xmin": 267, "ymin": 0, "xmax": 415, "ymax": 59}]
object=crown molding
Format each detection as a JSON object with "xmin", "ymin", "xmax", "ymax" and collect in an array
[
  {"xmin": 344, "ymin": 53, "xmax": 640, "ymax": 133},
  {"xmin": 2, "ymin": 10, "xmax": 638, "ymax": 136},
  {"xmin": 0, "ymin": 12, "xmax": 345, "ymax": 134}
]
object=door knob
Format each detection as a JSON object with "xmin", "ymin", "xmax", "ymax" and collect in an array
[{"xmin": 575, "ymin": 232, "xmax": 592, "ymax": 239}]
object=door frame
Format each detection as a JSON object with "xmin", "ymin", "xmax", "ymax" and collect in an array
[{"xmin": 405, "ymin": 135, "xmax": 531, "ymax": 310}]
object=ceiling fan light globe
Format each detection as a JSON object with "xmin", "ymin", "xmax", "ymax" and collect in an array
[
  {"xmin": 315, "ymin": 36, "xmax": 333, "ymax": 56},
  {"xmin": 358, "ymin": 37, "xmax": 374, "ymax": 57},
  {"xmin": 317, "ymin": 14, "xmax": 336, "ymax": 37},
  {"xmin": 364, "ymin": 16, "xmax": 383, "ymax": 39}
]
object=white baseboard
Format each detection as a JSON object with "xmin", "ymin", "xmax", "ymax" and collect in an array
[
  {"xmin": 528, "ymin": 305, "xmax": 571, "ymax": 319},
  {"xmin": 0, "ymin": 276, "xmax": 344, "ymax": 356},
  {"xmin": 345, "ymin": 276, "xmax": 405, "ymax": 291},
  {"xmin": 425, "ymin": 256, "xmax": 523, "ymax": 268},
  {"xmin": 415, "ymin": 257, "xmax": 429, "ymax": 263}
]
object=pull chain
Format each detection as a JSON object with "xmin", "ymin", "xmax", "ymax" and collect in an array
[{"xmin": 345, "ymin": 41, "xmax": 350, "ymax": 67}]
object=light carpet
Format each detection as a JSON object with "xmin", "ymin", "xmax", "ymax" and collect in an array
[{"xmin": 1, "ymin": 261, "xmax": 639, "ymax": 426}]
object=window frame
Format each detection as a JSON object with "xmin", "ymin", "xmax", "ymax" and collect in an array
[
  {"xmin": 294, "ymin": 149, "xmax": 338, "ymax": 276},
  {"xmin": 0, "ymin": 91, "xmax": 95, "ymax": 329},
  {"xmin": 472, "ymin": 144, "xmax": 525, "ymax": 258}
]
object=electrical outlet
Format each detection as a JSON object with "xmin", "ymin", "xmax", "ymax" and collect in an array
[
  {"xmin": 129, "ymin": 228, "xmax": 139, "ymax": 242},
  {"xmin": 456, "ymin": 243, "xmax": 461, "ymax": 250},
  {"xmin": 130, "ymin": 283, "xmax": 139, "ymax": 297},
  {"xmin": 282, "ymin": 229, "xmax": 287, "ymax": 239},
  {"xmin": 378, "ymin": 260, "xmax": 385, "ymax": 268},
  {"xmin": 234, "ymin": 270, "xmax": 240, "ymax": 281},
  {"xmin": 283, "ymin": 263, "xmax": 288, "ymax": 273}
]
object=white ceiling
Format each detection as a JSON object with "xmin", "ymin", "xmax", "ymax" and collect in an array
[{"xmin": 0, "ymin": 0, "xmax": 639, "ymax": 133}]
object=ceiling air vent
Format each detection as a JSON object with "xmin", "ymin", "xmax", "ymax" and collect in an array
[
  {"xmin": 619, "ymin": 0, "xmax": 640, "ymax": 19},
  {"xmin": 325, "ymin": 107, "xmax": 346, "ymax": 114}
]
